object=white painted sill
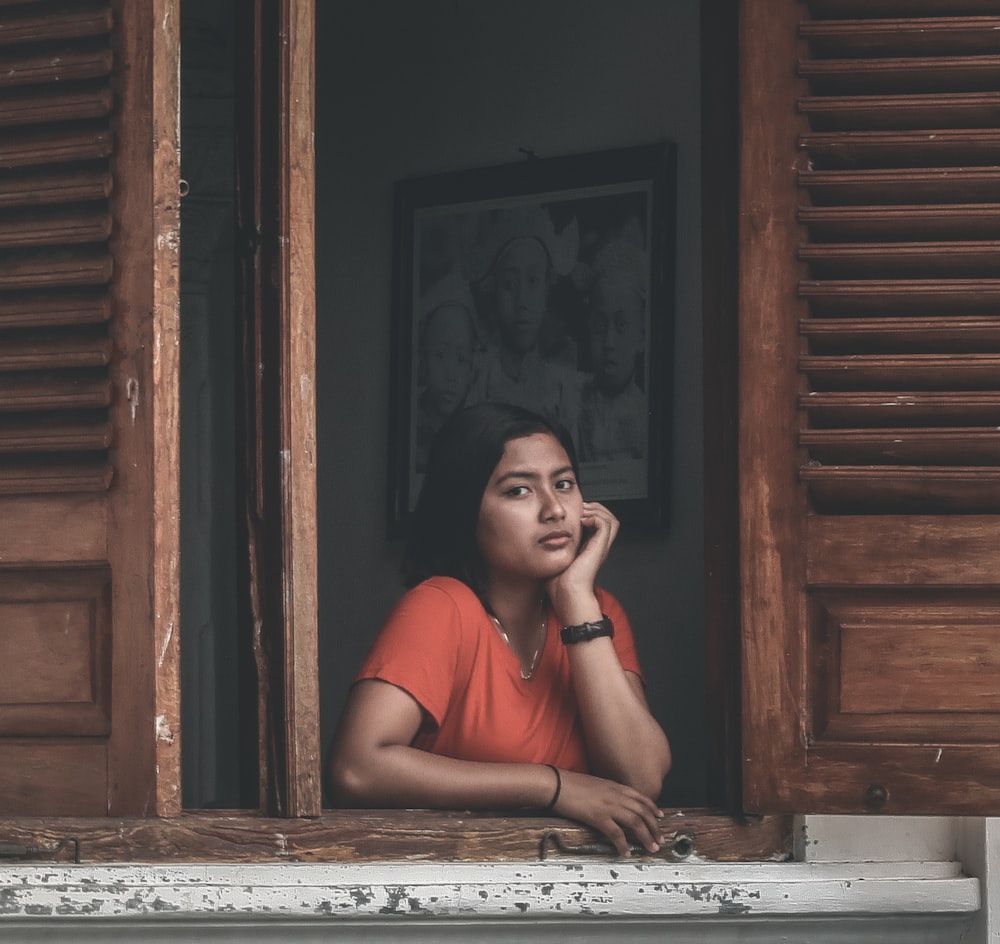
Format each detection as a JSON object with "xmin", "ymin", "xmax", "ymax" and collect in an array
[{"xmin": 0, "ymin": 859, "xmax": 979, "ymax": 921}]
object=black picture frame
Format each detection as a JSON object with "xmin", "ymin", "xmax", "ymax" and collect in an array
[{"xmin": 388, "ymin": 142, "xmax": 676, "ymax": 534}]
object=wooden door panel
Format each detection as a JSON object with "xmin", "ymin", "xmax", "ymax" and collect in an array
[
  {"xmin": 0, "ymin": 743, "xmax": 107, "ymax": 817},
  {"xmin": 0, "ymin": 569, "xmax": 111, "ymax": 738},
  {"xmin": 809, "ymin": 590, "xmax": 1000, "ymax": 742}
]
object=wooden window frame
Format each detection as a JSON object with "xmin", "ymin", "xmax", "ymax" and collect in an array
[
  {"xmin": 57, "ymin": 0, "xmax": 1000, "ymax": 859},
  {"xmin": 0, "ymin": 0, "xmax": 798, "ymax": 865}
]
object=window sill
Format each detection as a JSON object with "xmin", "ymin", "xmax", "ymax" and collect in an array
[{"xmin": 0, "ymin": 859, "xmax": 978, "ymax": 934}]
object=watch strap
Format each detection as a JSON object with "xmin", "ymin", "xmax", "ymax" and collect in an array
[{"xmin": 560, "ymin": 615, "xmax": 614, "ymax": 645}]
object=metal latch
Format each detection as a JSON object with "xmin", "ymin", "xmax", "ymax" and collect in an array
[
  {"xmin": 0, "ymin": 836, "xmax": 80, "ymax": 863},
  {"xmin": 540, "ymin": 830, "xmax": 695, "ymax": 861}
]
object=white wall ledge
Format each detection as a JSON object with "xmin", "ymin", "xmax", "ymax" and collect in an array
[{"xmin": 0, "ymin": 859, "xmax": 979, "ymax": 922}]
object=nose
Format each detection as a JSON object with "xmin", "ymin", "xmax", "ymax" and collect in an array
[
  {"xmin": 539, "ymin": 486, "xmax": 567, "ymax": 521},
  {"xmin": 602, "ymin": 322, "xmax": 617, "ymax": 351}
]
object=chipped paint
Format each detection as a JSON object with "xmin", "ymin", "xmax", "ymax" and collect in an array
[
  {"xmin": 0, "ymin": 860, "xmax": 978, "ymax": 923},
  {"xmin": 157, "ymin": 620, "xmax": 174, "ymax": 669},
  {"xmin": 126, "ymin": 378, "xmax": 140, "ymax": 422},
  {"xmin": 154, "ymin": 715, "xmax": 174, "ymax": 745}
]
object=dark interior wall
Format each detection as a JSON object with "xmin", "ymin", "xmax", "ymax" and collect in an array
[{"xmin": 314, "ymin": 0, "xmax": 706, "ymax": 805}]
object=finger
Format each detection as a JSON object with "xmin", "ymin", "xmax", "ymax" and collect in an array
[
  {"xmin": 581, "ymin": 504, "xmax": 619, "ymax": 542},
  {"xmin": 616, "ymin": 790, "xmax": 666, "ymax": 850},
  {"xmin": 598, "ymin": 818, "xmax": 632, "ymax": 858},
  {"xmin": 616, "ymin": 804, "xmax": 663, "ymax": 854}
]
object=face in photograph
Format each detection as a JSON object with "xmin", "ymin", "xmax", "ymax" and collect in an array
[
  {"xmin": 421, "ymin": 302, "xmax": 476, "ymax": 417},
  {"xmin": 493, "ymin": 237, "xmax": 550, "ymax": 355},
  {"xmin": 587, "ymin": 275, "xmax": 645, "ymax": 395}
]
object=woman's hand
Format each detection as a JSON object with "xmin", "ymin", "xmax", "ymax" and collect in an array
[
  {"xmin": 551, "ymin": 767, "xmax": 664, "ymax": 857},
  {"xmin": 545, "ymin": 501, "xmax": 619, "ymax": 624}
]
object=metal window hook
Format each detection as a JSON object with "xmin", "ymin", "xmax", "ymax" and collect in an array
[
  {"xmin": 539, "ymin": 830, "xmax": 695, "ymax": 861},
  {"xmin": 0, "ymin": 836, "xmax": 81, "ymax": 864}
]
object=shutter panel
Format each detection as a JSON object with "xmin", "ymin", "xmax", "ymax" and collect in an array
[
  {"xmin": 740, "ymin": 0, "xmax": 1000, "ymax": 813},
  {"xmin": 0, "ymin": 0, "xmax": 180, "ymax": 815}
]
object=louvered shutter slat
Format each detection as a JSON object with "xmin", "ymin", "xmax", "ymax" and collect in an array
[
  {"xmin": 0, "ymin": 46, "xmax": 113, "ymax": 88},
  {"xmin": 0, "ymin": 128, "xmax": 113, "ymax": 168},
  {"xmin": 801, "ymin": 316, "xmax": 1000, "ymax": 348},
  {"xmin": 799, "ymin": 205, "xmax": 1000, "ymax": 241},
  {"xmin": 0, "ymin": 170, "xmax": 113, "ymax": 209},
  {"xmin": 0, "ymin": 7, "xmax": 113, "ymax": 46},
  {"xmin": 801, "ymin": 390, "xmax": 1000, "ymax": 424},
  {"xmin": 0, "ymin": 208, "xmax": 113, "ymax": 248},
  {"xmin": 800, "ymin": 15, "xmax": 1000, "ymax": 56},
  {"xmin": 0, "ymin": 292, "xmax": 110, "ymax": 329}
]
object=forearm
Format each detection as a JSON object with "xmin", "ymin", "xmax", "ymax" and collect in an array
[
  {"xmin": 328, "ymin": 741, "xmax": 558, "ymax": 812},
  {"xmin": 566, "ymin": 638, "xmax": 672, "ymax": 798},
  {"xmin": 548, "ymin": 584, "xmax": 671, "ymax": 799}
]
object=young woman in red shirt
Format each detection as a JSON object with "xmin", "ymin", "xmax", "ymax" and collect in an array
[{"xmin": 327, "ymin": 402, "xmax": 671, "ymax": 856}]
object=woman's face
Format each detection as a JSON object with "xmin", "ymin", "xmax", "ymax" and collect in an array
[{"xmin": 475, "ymin": 432, "xmax": 582, "ymax": 584}]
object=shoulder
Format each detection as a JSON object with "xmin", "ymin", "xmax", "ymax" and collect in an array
[
  {"xmin": 363, "ymin": 578, "xmax": 484, "ymax": 672},
  {"xmin": 395, "ymin": 576, "xmax": 484, "ymax": 621}
]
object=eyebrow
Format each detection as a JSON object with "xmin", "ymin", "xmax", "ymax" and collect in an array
[{"xmin": 493, "ymin": 465, "xmax": 575, "ymax": 486}]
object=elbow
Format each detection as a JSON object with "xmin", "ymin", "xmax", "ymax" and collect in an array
[
  {"xmin": 325, "ymin": 751, "xmax": 376, "ymax": 807},
  {"xmin": 639, "ymin": 739, "xmax": 673, "ymax": 802}
]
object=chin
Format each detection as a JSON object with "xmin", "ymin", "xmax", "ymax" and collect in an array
[{"xmin": 538, "ymin": 554, "xmax": 578, "ymax": 580}]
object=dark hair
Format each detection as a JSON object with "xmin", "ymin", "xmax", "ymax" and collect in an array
[{"xmin": 403, "ymin": 402, "xmax": 578, "ymax": 597}]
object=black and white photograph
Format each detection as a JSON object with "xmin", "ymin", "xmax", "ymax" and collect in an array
[{"xmin": 388, "ymin": 143, "xmax": 676, "ymax": 530}]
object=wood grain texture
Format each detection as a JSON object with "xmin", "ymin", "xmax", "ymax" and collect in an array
[
  {"xmin": 737, "ymin": 0, "xmax": 809, "ymax": 814},
  {"xmin": 149, "ymin": 0, "xmax": 182, "ymax": 817},
  {"xmin": 0, "ymin": 811, "xmax": 791, "ymax": 864},
  {"xmin": 278, "ymin": 0, "xmax": 320, "ymax": 819}
]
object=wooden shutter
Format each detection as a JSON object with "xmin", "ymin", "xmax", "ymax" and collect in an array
[
  {"xmin": 740, "ymin": 0, "xmax": 1000, "ymax": 813},
  {"xmin": 0, "ymin": 0, "xmax": 180, "ymax": 816}
]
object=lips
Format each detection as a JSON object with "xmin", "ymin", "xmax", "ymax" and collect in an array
[{"xmin": 539, "ymin": 530, "xmax": 574, "ymax": 549}]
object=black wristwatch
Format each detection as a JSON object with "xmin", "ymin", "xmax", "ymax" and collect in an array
[{"xmin": 560, "ymin": 615, "xmax": 614, "ymax": 645}]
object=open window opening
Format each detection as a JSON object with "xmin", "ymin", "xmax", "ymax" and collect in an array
[
  {"xmin": 177, "ymin": 0, "xmax": 723, "ymax": 815},
  {"xmin": 311, "ymin": 0, "xmax": 715, "ymax": 813}
]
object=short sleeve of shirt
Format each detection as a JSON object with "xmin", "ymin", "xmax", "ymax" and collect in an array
[{"xmin": 354, "ymin": 577, "xmax": 471, "ymax": 728}]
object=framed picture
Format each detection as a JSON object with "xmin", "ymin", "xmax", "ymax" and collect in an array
[{"xmin": 388, "ymin": 142, "xmax": 676, "ymax": 533}]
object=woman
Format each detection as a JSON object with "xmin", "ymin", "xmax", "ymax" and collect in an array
[{"xmin": 326, "ymin": 402, "xmax": 671, "ymax": 856}]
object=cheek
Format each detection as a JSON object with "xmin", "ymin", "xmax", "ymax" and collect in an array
[
  {"xmin": 526, "ymin": 283, "xmax": 547, "ymax": 313},
  {"xmin": 475, "ymin": 507, "xmax": 510, "ymax": 560},
  {"xmin": 495, "ymin": 291, "xmax": 515, "ymax": 317}
]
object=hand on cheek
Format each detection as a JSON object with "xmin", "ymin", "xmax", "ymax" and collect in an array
[{"xmin": 546, "ymin": 502, "xmax": 619, "ymax": 615}]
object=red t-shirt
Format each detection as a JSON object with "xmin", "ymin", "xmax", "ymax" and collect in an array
[{"xmin": 354, "ymin": 576, "xmax": 643, "ymax": 773}]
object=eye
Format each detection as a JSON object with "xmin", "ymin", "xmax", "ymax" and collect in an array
[
  {"xmin": 555, "ymin": 477, "xmax": 576, "ymax": 491},
  {"xmin": 504, "ymin": 484, "xmax": 530, "ymax": 498}
]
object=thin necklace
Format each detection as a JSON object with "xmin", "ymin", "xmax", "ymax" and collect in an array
[{"xmin": 491, "ymin": 601, "xmax": 547, "ymax": 681}]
